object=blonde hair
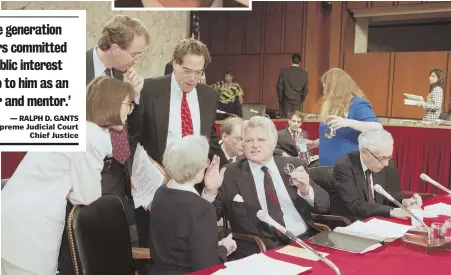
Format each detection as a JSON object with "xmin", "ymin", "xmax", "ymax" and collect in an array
[
  {"xmin": 320, "ymin": 68, "xmax": 366, "ymax": 123},
  {"xmin": 86, "ymin": 77, "xmax": 135, "ymax": 127}
]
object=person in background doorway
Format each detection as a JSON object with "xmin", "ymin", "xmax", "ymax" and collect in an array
[
  {"xmin": 277, "ymin": 53, "xmax": 308, "ymax": 118},
  {"xmin": 415, "ymin": 68, "xmax": 444, "ymax": 124}
]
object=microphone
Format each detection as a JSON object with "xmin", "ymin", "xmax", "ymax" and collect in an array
[
  {"xmin": 420, "ymin": 173, "xmax": 451, "ymax": 195},
  {"xmin": 216, "ymin": 109, "xmax": 237, "ymax": 117},
  {"xmin": 373, "ymin": 185, "xmax": 432, "ymax": 239},
  {"xmin": 256, "ymin": 210, "xmax": 341, "ymax": 275}
]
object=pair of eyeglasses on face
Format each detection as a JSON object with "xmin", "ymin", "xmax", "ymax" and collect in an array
[
  {"xmin": 229, "ymin": 135, "xmax": 244, "ymax": 142},
  {"xmin": 122, "ymin": 102, "xmax": 136, "ymax": 113},
  {"xmin": 126, "ymin": 50, "xmax": 145, "ymax": 60},
  {"xmin": 181, "ymin": 66, "xmax": 205, "ymax": 79},
  {"xmin": 364, "ymin": 148, "xmax": 392, "ymax": 163}
]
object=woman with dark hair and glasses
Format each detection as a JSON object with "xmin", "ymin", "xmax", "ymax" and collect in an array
[{"xmin": 415, "ymin": 68, "xmax": 445, "ymax": 123}]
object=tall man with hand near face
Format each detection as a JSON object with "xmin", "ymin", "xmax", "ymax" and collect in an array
[{"xmin": 129, "ymin": 38, "xmax": 220, "ymax": 271}]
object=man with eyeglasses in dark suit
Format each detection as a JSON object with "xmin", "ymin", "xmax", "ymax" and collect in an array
[{"xmin": 330, "ymin": 129, "xmax": 422, "ymax": 222}]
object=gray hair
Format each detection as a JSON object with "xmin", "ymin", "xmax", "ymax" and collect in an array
[
  {"xmin": 358, "ymin": 129, "xmax": 394, "ymax": 152},
  {"xmin": 162, "ymin": 135, "xmax": 209, "ymax": 183},
  {"xmin": 243, "ymin": 116, "xmax": 278, "ymax": 145}
]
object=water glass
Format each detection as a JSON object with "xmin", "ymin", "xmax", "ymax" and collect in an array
[
  {"xmin": 445, "ymin": 219, "xmax": 451, "ymax": 241},
  {"xmin": 430, "ymin": 222, "xmax": 446, "ymax": 245}
]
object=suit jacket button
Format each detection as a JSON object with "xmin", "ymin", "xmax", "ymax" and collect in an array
[{"xmin": 241, "ymin": 215, "xmax": 245, "ymax": 219}]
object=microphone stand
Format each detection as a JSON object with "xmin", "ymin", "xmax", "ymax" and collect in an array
[{"xmin": 374, "ymin": 185, "xmax": 432, "ymax": 243}]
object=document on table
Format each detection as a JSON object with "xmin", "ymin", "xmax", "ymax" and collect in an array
[
  {"xmin": 276, "ymin": 245, "xmax": 328, "ymax": 261},
  {"xmin": 333, "ymin": 219, "xmax": 413, "ymax": 242},
  {"xmin": 212, "ymin": 253, "xmax": 311, "ymax": 275},
  {"xmin": 424, "ymin": 203, "xmax": 451, "ymax": 216},
  {"xmin": 131, "ymin": 144, "xmax": 168, "ymax": 209}
]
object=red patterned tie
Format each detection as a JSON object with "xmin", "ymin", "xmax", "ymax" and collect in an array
[
  {"xmin": 181, "ymin": 92, "xmax": 194, "ymax": 137},
  {"xmin": 110, "ymin": 128, "xmax": 131, "ymax": 165}
]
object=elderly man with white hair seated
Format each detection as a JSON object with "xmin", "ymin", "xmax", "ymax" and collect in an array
[
  {"xmin": 330, "ymin": 129, "xmax": 422, "ymax": 222},
  {"xmin": 149, "ymin": 136, "xmax": 237, "ymax": 275},
  {"xmin": 202, "ymin": 116, "xmax": 330, "ymax": 259}
]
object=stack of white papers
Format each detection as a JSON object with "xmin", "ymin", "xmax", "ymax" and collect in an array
[
  {"xmin": 403, "ymin": 93, "xmax": 424, "ymax": 106},
  {"xmin": 334, "ymin": 219, "xmax": 413, "ymax": 242},
  {"xmin": 212, "ymin": 253, "xmax": 311, "ymax": 275},
  {"xmin": 424, "ymin": 203, "xmax": 451, "ymax": 216}
]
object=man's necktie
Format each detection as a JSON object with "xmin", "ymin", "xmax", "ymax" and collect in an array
[
  {"xmin": 365, "ymin": 170, "xmax": 375, "ymax": 203},
  {"xmin": 292, "ymin": 132, "xmax": 297, "ymax": 146},
  {"xmin": 261, "ymin": 166, "xmax": 287, "ymax": 241},
  {"xmin": 104, "ymin": 68, "xmax": 113, "ymax": 77},
  {"xmin": 228, "ymin": 158, "xmax": 233, "ymax": 163},
  {"xmin": 181, "ymin": 92, "xmax": 194, "ymax": 137},
  {"xmin": 110, "ymin": 128, "xmax": 131, "ymax": 165}
]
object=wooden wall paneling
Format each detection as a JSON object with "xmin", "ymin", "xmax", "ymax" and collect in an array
[
  {"xmin": 303, "ymin": 2, "xmax": 323, "ymax": 114},
  {"xmin": 329, "ymin": 1, "xmax": 343, "ymax": 68},
  {"xmin": 341, "ymin": 2, "xmax": 357, "ymax": 65},
  {"xmin": 206, "ymin": 55, "xmax": 226, "ymax": 84},
  {"xmin": 227, "ymin": 12, "xmax": 246, "ymax": 55},
  {"xmin": 397, "ymin": 1, "xmax": 420, "ymax": 5},
  {"xmin": 343, "ymin": 53, "xmax": 391, "ymax": 117},
  {"xmin": 262, "ymin": 54, "xmax": 292, "ymax": 110},
  {"xmin": 228, "ymin": 55, "xmax": 261, "ymax": 103},
  {"xmin": 445, "ymin": 52, "xmax": 451, "ymax": 113},
  {"xmin": 283, "ymin": 1, "xmax": 304, "ymax": 54},
  {"xmin": 370, "ymin": 1, "xmax": 394, "ymax": 7},
  {"xmin": 346, "ymin": 1, "xmax": 368, "ymax": 9},
  {"xmin": 387, "ymin": 53, "xmax": 396, "ymax": 117},
  {"xmin": 198, "ymin": 12, "xmax": 212, "ymax": 50},
  {"xmin": 210, "ymin": 13, "xmax": 228, "ymax": 55},
  {"xmin": 264, "ymin": 1, "xmax": 283, "ymax": 54},
  {"xmin": 245, "ymin": 2, "xmax": 263, "ymax": 54},
  {"xmin": 259, "ymin": 3, "xmax": 267, "ymax": 103},
  {"xmin": 391, "ymin": 52, "xmax": 448, "ymax": 119}
]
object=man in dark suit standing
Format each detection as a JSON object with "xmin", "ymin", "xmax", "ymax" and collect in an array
[
  {"xmin": 277, "ymin": 53, "xmax": 308, "ymax": 118},
  {"xmin": 164, "ymin": 60, "xmax": 173, "ymax": 75},
  {"xmin": 201, "ymin": 116, "xmax": 330, "ymax": 259},
  {"xmin": 330, "ymin": 129, "xmax": 422, "ymax": 222},
  {"xmin": 58, "ymin": 15, "xmax": 149, "ymax": 275},
  {"xmin": 129, "ymin": 38, "xmax": 220, "ymax": 263}
]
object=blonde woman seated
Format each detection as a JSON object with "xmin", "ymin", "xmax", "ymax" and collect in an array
[
  {"xmin": 1, "ymin": 77, "xmax": 135, "ymax": 275},
  {"xmin": 319, "ymin": 68, "xmax": 382, "ymax": 166},
  {"xmin": 149, "ymin": 136, "xmax": 237, "ymax": 275}
]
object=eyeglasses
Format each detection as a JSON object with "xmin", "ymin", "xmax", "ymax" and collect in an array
[
  {"xmin": 181, "ymin": 66, "xmax": 205, "ymax": 79},
  {"xmin": 125, "ymin": 50, "xmax": 146, "ymax": 60},
  {"xmin": 364, "ymin": 149, "xmax": 392, "ymax": 163},
  {"xmin": 122, "ymin": 102, "xmax": 136, "ymax": 114},
  {"xmin": 229, "ymin": 135, "xmax": 244, "ymax": 142}
]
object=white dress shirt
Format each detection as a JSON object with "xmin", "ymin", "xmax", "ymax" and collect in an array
[
  {"xmin": 360, "ymin": 158, "xmax": 375, "ymax": 200},
  {"xmin": 92, "ymin": 47, "xmax": 140, "ymax": 103},
  {"xmin": 167, "ymin": 73, "xmax": 201, "ymax": 149}
]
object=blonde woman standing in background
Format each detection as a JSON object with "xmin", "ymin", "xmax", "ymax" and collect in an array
[{"xmin": 318, "ymin": 68, "xmax": 382, "ymax": 166}]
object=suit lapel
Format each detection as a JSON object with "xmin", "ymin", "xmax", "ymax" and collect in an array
[
  {"xmin": 236, "ymin": 161, "xmax": 264, "ymax": 231},
  {"xmin": 153, "ymin": 76, "xmax": 171, "ymax": 158},
  {"xmin": 197, "ymin": 85, "xmax": 210, "ymax": 136},
  {"xmin": 86, "ymin": 48, "xmax": 95, "ymax": 85}
]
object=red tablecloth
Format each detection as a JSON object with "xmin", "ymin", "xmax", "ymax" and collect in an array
[{"xmin": 190, "ymin": 195, "xmax": 451, "ymax": 275}]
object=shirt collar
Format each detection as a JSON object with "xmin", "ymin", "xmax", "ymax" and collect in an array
[
  {"xmin": 93, "ymin": 47, "xmax": 107, "ymax": 75},
  {"xmin": 248, "ymin": 157, "xmax": 277, "ymax": 173},
  {"xmin": 167, "ymin": 180, "xmax": 199, "ymax": 196}
]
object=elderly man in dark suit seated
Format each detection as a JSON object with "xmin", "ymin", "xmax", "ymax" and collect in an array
[
  {"xmin": 330, "ymin": 129, "xmax": 422, "ymax": 222},
  {"xmin": 217, "ymin": 117, "xmax": 245, "ymax": 167},
  {"xmin": 201, "ymin": 116, "xmax": 330, "ymax": 259}
]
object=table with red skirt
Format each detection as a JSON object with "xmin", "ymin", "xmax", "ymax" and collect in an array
[
  {"xmin": 2, "ymin": 120, "xmax": 451, "ymax": 194},
  {"xmin": 190, "ymin": 195, "xmax": 451, "ymax": 275}
]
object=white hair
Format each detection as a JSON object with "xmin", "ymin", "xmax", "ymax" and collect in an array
[
  {"xmin": 358, "ymin": 129, "xmax": 393, "ymax": 152},
  {"xmin": 243, "ymin": 116, "xmax": 278, "ymax": 145},
  {"xmin": 162, "ymin": 135, "xmax": 209, "ymax": 183}
]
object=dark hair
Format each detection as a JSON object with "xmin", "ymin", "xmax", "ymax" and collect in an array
[
  {"xmin": 429, "ymin": 68, "xmax": 445, "ymax": 93},
  {"xmin": 292, "ymin": 53, "xmax": 301, "ymax": 64},
  {"xmin": 225, "ymin": 71, "xmax": 233, "ymax": 77},
  {"xmin": 173, "ymin": 38, "xmax": 211, "ymax": 69},
  {"xmin": 287, "ymin": 110, "xmax": 304, "ymax": 121}
]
